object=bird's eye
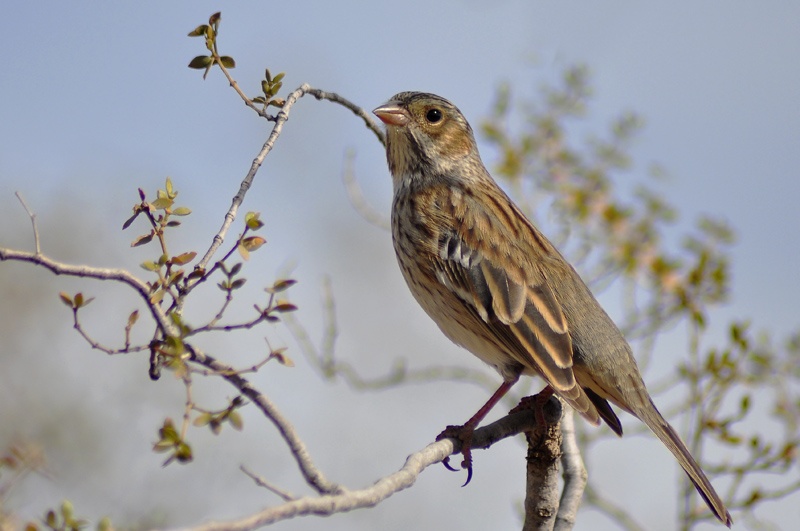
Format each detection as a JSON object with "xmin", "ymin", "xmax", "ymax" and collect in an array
[{"xmin": 425, "ymin": 108, "xmax": 443, "ymax": 123}]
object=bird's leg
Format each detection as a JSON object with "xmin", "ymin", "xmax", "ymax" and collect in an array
[
  {"xmin": 509, "ymin": 385, "xmax": 555, "ymax": 427},
  {"xmin": 436, "ymin": 376, "xmax": 518, "ymax": 486}
]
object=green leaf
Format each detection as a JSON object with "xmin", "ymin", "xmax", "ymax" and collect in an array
[
  {"xmin": 273, "ymin": 301, "xmax": 297, "ymax": 313},
  {"xmin": 244, "ymin": 211, "xmax": 264, "ymax": 230},
  {"xmin": 75, "ymin": 293, "xmax": 94, "ymax": 308},
  {"xmin": 151, "ymin": 197, "xmax": 173, "ymax": 210},
  {"xmin": 171, "ymin": 251, "xmax": 197, "ymax": 266},
  {"xmin": 159, "ymin": 419, "xmax": 179, "ymax": 441},
  {"xmin": 230, "ymin": 278, "xmax": 246, "ymax": 290},
  {"xmin": 269, "ymin": 279, "xmax": 297, "ymax": 293},
  {"xmin": 228, "ymin": 411, "xmax": 243, "ymax": 431},
  {"xmin": 270, "ymin": 348, "xmax": 294, "ymax": 367},
  {"xmin": 172, "ymin": 206, "xmax": 192, "ymax": 216},
  {"xmin": 187, "ymin": 24, "xmax": 209, "ymax": 37},
  {"xmin": 60, "ymin": 501, "xmax": 74, "ymax": 521},
  {"xmin": 141, "ymin": 261, "xmax": 161, "ymax": 272},
  {"xmin": 59, "ymin": 292, "xmax": 73, "ymax": 307},
  {"xmin": 131, "ymin": 233, "xmax": 154, "ymax": 247},
  {"xmin": 127, "ymin": 310, "xmax": 139, "ymax": 327},
  {"xmin": 188, "ymin": 55, "xmax": 213, "ymax": 69},
  {"xmin": 150, "ymin": 289, "xmax": 165, "ymax": 305},
  {"xmin": 241, "ymin": 236, "xmax": 266, "ymax": 252},
  {"xmin": 219, "ymin": 56, "xmax": 236, "ymax": 68},
  {"xmin": 193, "ymin": 412, "xmax": 213, "ymax": 427}
]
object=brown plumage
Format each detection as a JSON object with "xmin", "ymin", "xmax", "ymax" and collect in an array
[{"xmin": 374, "ymin": 91, "xmax": 732, "ymax": 526}]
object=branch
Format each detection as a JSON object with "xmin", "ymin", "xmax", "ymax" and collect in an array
[
  {"xmin": 188, "ymin": 347, "xmax": 341, "ymax": 496},
  {"xmin": 341, "ymin": 149, "xmax": 390, "ymax": 230},
  {"xmin": 195, "ymin": 84, "xmax": 384, "ymax": 273},
  {"xmin": 0, "ymin": 247, "xmax": 176, "ymax": 337},
  {"xmin": 522, "ymin": 396, "xmax": 564, "ymax": 531},
  {"xmin": 556, "ymin": 409, "xmax": 587, "ymax": 530},
  {"xmin": 172, "ymin": 409, "xmax": 540, "ymax": 531}
]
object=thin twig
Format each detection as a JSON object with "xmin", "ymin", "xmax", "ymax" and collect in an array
[
  {"xmin": 189, "ymin": 346, "xmax": 342, "ymax": 496},
  {"xmin": 341, "ymin": 150, "xmax": 390, "ymax": 230},
  {"xmin": 0, "ymin": 248, "xmax": 177, "ymax": 338},
  {"xmin": 240, "ymin": 466, "xmax": 297, "ymax": 502},
  {"xmin": 194, "ymin": 84, "xmax": 385, "ymax": 275},
  {"xmin": 583, "ymin": 484, "xmax": 646, "ymax": 531},
  {"xmin": 14, "ymin": 192, "xmax": 40, "ymax": 254}
]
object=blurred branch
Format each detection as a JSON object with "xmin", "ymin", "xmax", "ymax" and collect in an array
[
  {"xmin": 14, "ymin": 192, "xmax": 40, "ymax": 254},
  {"xmin": 240, "ymin": 466, "xmax": 297, "ymax": 502},
  {"xmin": 583, "ymin": 483, "xmax": 646, "ymax": 531},
  {"xmin": 341, "ymin": 149, "xmax": 390, "ymax": 230},
  {"xmin": 189, "ymin": 346, "xmax": 342, "ymax": 496},
  {"xmin": 283, "ymin": 277, "xmax": 498, "ymax": 393},
  {"xmin": 556, "ymin": 410, "xmax": 587, "ymax": 530}
]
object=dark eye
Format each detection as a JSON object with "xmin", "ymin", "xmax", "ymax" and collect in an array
[{"xmin": 426, "ymin": 108, "xmax": 443, "ymax": 123}]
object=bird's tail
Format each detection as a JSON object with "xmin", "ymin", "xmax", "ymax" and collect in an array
[{"xmin": 634, "ymin": 400, "xmax": 732, "ymax": 527}]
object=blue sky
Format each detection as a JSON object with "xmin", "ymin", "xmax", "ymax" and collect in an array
[{"xmin": 2, "ymin": 2, "xmax": 799, "ymax": 530}]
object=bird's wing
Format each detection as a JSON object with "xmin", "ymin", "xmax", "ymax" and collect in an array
[{"xmin": 433, "ymin": 183, "xmax": 600, "ymax": 423}]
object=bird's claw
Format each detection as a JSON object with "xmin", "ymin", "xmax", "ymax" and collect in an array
[{"xmin": 436, "ymin": 424, "xmax": 475, "ymax": 486}]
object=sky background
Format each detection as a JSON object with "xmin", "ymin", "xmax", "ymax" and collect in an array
[{"xmin": 1, "ymin": 2, "xmax": 799, "ymax": 530}]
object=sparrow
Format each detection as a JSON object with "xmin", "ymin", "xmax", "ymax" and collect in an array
[{"xmin": 373, "ymin": 91, "xmax": 732, "ymax": 526}]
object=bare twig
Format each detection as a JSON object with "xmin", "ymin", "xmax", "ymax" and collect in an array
[
  {"xmin": 584, "ymin": 484, "xmax": 646, "ymax": 531},
  {"xmin": 0, "ymin": 247, "xmax": 177, "ymax": 338},
  {"xmin": 341, "ymin": 150, "xmax": 390, "ymax": 230},
  {"xmin": 181, "ymin": 373, "xmax": 194, "ymax": 440},
  {"xmin": 240, "ymin": 466, "xmax": 297, "ymax": 502},
  {"xmin": 195, "ymin": 84, "xmax": 384, "ymax": 274},
  {"xmin": 70, "ymin": 309, "xmax": 148, "ymax": 355},
  {"xmin": 14, "ymin": 192, "xmax": 40, "ymax": 254},
  {"xmin": 188, "ymin": 346, "xmax": 341, "ymax": 496}
]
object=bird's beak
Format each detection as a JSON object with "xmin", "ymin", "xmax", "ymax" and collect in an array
[{"xmin": 373, "ymin": 101, "xmax": 408, "ymax": 127}]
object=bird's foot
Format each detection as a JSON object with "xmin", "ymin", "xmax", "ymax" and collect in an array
[
  {"xmin": 509, "ymin": 386, "xmax": 556, "ymax": 427},
  {"xmin": 436, "ymin": 424, "xmax": 475, "ymax": 486}
]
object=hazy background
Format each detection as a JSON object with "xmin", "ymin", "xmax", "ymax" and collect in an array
[{"xmin": 1, "ymin": 2, "xmax": 798, "ymax": 530}]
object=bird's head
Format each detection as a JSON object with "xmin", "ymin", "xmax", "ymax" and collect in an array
[{"xmin": 373, "ymin": 92, "xmax": 480, "ymax": 180}]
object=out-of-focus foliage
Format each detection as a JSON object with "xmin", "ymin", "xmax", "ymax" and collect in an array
[{"xmin": 480, "ymin": 66, "xmax": 800, "ymax": 529}]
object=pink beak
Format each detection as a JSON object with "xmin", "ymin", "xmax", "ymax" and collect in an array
[{"xmin": 373, "ymin": 102, "xmax": 408, "ymax": 126}]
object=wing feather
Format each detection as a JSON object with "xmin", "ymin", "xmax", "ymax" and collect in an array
[{"xmin": 436, "ymin": 207, "xmax": 599, "ymax": 424}]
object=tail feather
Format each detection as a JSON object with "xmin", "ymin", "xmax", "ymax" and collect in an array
[{"xmin": 636, "ymin": 400, "xmax": 732, "ymax": 527}]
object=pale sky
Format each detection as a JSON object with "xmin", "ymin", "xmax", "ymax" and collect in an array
[{"xmin": 1, "ymin": 2, "xmax": 798, "ymax": 530}]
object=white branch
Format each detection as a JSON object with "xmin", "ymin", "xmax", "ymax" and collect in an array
[{"xmin": 171, "ymin": 409, "xmax": 539, "ymax": 531}]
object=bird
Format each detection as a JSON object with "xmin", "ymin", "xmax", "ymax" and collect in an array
[{"xmin": 373, "ymin": 91, "xmax": 732, "ymax": 527}]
